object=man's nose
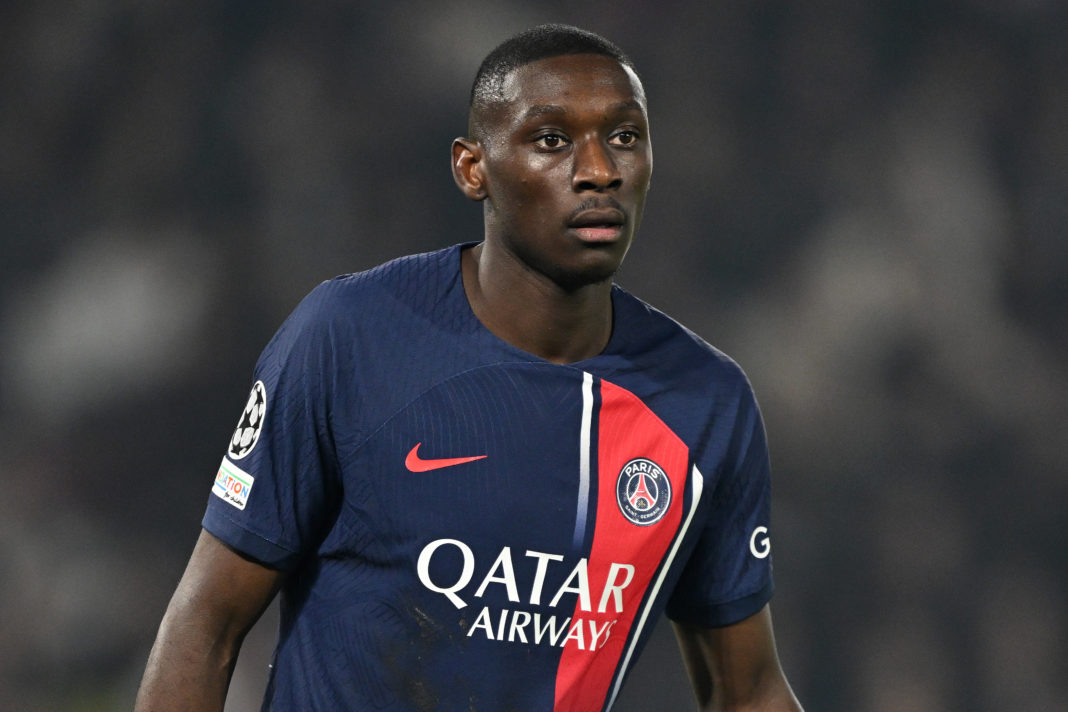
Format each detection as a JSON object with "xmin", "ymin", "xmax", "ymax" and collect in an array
[{"xmin": 572, "ymin": 139, "xmax": 622, "ymax": 192}]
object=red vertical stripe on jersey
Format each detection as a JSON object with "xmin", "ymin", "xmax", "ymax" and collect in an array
[{"xmin": 553, "ymin": 379, "xmax": 691, "ymax": 711}]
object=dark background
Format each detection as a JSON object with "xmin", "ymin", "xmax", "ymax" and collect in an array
[{"xmin": 1, "ymin": 2, "xmax": 1065, "ymax": 710}]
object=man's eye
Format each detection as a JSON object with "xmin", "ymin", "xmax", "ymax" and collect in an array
[
  {"xmin": 612, "ymin": 131, "xmax": 639, "ymax": 146},
  {"xmin": 535, "ymin": 134, "xmax": 567, "ymax": 149}
]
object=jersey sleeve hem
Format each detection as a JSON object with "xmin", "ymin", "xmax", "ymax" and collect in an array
[
  {"xmin": 202, "ymin": 508, "xmax": 302, "ymax": 570},
  {"xmin": 664, "ymin": 578, "xmax": 774, "ymax": 628}
]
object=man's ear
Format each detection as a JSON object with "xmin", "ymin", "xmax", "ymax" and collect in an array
[{"xmin": 452, "ymin": 137, "xmax": 488, "ymax": 201}]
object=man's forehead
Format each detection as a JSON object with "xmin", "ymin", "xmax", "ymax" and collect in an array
[{"xmin": 496, "ymin": 53, "xmax": 647, "ymax": 111}]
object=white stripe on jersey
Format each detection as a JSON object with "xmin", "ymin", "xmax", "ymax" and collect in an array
[
  {"xmin": 573, "ymin": 371, "xmax": 595, "ymax": 549},
  {"xmin": 606, "ymin": 463, "xmax": 705, "ymax": 710}
]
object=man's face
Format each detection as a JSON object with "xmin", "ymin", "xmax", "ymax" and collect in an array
[{"xmin": 476, "ymin": 53, "xmax": 653, "ymax": 291}]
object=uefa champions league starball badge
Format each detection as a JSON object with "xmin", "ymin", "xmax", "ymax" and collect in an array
[
  {"xmin": 228, "ymin": 381, "xmax": 267, "ymax": 460},
  {"xmin": 616, "ymin": 457, "xmax": 671, "ymax": 526}
]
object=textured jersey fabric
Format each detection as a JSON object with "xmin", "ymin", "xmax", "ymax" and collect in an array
[{"xmin": 203, "ymin": 243, "xmax": 774, "ymax": 712}]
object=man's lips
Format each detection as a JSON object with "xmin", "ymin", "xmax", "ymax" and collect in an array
[
  {"xmin": 568, "ymin": 207, "xmax": 625, "ymax": 228},
  {"xmin": 567, "ymin": 207, "xmax": 626, "ymax": 242}
]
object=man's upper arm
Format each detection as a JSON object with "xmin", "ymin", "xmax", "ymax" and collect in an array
[
  {"xmin": 134, "ymin": 529, "xmax": 285, "ymax": 712},
  {"xmin": 672, "ymin": 604, "xmax": 803, "ymax": 712},
  {"xmin": 171, "ymin": 528, "xmax": 285, "ymax": 633}
]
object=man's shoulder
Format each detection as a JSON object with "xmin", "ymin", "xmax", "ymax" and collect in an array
[
  {"xmin": 604, "ymin": 288, "xmax": 761, "ymax": 457},
  {"xmin": 320, "ymin": 244, "xmax": 459, "ymax": 303},
  {"xmin": 293, "ymin": 244, "xmax": 461, "ymax": 322},
  {"xmin": 264, "ymin": 244, "xmax": 463, "ymax": 356},
  {"xmin": 612, "ymin": 286, "xmax": 750, "ymax": 388}
]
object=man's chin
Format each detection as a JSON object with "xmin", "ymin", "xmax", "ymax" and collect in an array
[
  {"xmin": 504, "ymin": 237, "xmax": 630, "ymax": 293},
  {"xmin": 549, "ymin": 259, "xmax": 622, "ymax": 293}
]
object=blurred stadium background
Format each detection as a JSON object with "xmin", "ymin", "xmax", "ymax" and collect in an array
[{"xmin": 1, "ymin": 1, "xmax": 1065, "ymax": 710}]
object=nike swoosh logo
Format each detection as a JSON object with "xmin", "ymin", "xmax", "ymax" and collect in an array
[{"xmin": 405, "ymin": 443, "xmax": 487, "ymax": 472}]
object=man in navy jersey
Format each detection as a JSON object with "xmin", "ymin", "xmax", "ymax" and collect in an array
[{"xmin": 135, "ymin": 24, "xmax": 803, "ymax": 712}]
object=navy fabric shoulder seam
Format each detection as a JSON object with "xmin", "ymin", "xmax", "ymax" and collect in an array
[
  {"xmin": 611, "ymin": 284, "xmax": 747, "ymax": 381},
  {"xmin": 315, "ymin": 244, "xmax": 460, "ymax": 295}
]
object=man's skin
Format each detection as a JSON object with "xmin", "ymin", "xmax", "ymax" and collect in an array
[
  {"xmin": 454, "ymin": 54, "xmax": 651, "ymax": 364},
  {"xmin": 135, "ymin": 530, "xmax": 282, "ymax": 710},
  {"xmin": 135, "ymin": 53, "xmax": 803, "ymax": 711}
]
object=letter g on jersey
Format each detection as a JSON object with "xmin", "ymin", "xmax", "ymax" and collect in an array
[{"xmin": 749, "ymin": 526, "xmax": 771, "ymax": 559}]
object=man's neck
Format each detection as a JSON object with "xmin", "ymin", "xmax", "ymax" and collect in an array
[{"xmin": 461, "ymin": 242, "xmax": 614, "ymax": 364}]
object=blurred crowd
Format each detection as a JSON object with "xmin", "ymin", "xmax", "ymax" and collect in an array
[{"xmin": 1, "ymin": 1, "xmax": 1065, "ymax": 710}]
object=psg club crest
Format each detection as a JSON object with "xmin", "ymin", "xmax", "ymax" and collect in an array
[
  {"xmin": 616, "ymin": 458, "xmax": 672, "ymax": 526},
  {"xmin": 227, "ymin": 380, "xmax": 267, "ymax": 460}
]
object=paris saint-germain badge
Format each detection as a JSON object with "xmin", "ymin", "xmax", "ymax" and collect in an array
[{"xmin": 616, "ymin": 457, "xmax": 672, "ymax": 526}]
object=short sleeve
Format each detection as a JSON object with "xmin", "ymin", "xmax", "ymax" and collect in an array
[
  {"xmin": 665, "ymin": 382, "xmax": 774, "ymax": 627},
  {"xmin": 202, "ymin": 284, "xmax": 340, "ymax": 570}
]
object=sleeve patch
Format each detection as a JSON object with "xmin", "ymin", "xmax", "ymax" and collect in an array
[{"xmin": 212, "ymin": 458, "xmax": 255, "ymax": 510}]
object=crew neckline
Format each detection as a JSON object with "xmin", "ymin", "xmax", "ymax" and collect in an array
[{"xmin": 448, "ymin": 242, "xmax": 627, "ymax": 368}]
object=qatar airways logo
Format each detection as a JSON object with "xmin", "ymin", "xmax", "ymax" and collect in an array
[{"xmin": 416, "ymin": 539, "xmax": 635, "ymax": 652}]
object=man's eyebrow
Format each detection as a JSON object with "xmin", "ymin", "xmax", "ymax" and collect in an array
[
  {"xmin": 523, "ymin": 104, "xmax": 567, "ymax": 120},
  {"xmin": 611, "ymin": 99, "xmax": 646, "ymax": 114},
  {"xmin": 522, "ymin": 100, "xmax": 646, "ymax": 121}
]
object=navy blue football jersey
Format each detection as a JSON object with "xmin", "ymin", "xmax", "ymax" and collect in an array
[{"xmin": 204, "ymin": 244, "xmax": 774, "ymax": 711}]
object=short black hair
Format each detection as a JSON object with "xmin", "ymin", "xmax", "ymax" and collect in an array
[{"xmin": 469, "ymin": 24, "xmax": 635, "ymax": 138}]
